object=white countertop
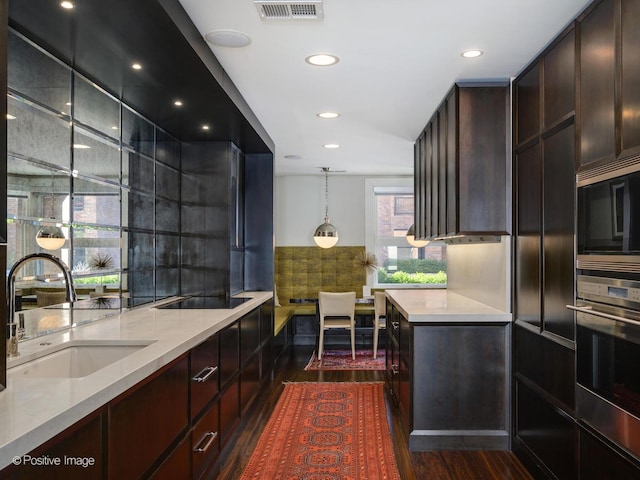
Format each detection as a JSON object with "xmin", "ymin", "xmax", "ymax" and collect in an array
[
  {"xmin": 385, "ymin": 289, "xmax": 512, "ymax": 323},
  {"xmin": 0, "ymin": 291, "xmax": 272, "ymax": 470}
]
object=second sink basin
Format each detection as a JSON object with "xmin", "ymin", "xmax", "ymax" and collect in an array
[{"xmin": 8, "ymin": 340, "xmax": 155, "ymax": 379}]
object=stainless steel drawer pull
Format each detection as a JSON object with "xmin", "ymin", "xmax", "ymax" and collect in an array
[
  {"xmin": 193, "ymin": 431, "xmax": 218, "ymax": 453},
  {"xmin": 192, "ymin": 366, "xmax": 218, "ymax": 383}
]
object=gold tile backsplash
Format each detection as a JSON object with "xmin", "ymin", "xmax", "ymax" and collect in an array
[{"xmin": 275, "ymin": 246, "xmax": 366, "ymax": 302}]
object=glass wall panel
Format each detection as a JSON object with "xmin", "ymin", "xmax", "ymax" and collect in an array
[
  {"xmin": 122, "ymin": 107, "xmax": 154, "ymax": 157},
  {"xmin": 7, "ymin": 96, "xmax": 71, "ymax": 168},
  {"xmin": 73, "ymin": 73, "xmax": 120, "ymax": 140},
  {"xmin": 156, "ymin": 129, "xmax": 181, "ymax": 169},
  {"xmin": 73, "ymin": 127, "xmax": 120, "ymax": 183},
  {"xmin": 8, "ymin": 31, "xmax": 70, "ymax": 113}
]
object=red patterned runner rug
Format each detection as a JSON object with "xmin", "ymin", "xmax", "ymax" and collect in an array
[
  {"xmin": 304, "ymin": 349, "xmax": 386, "ymax": 371},
  {"xmin": 239, "ymin": 382, "xmax": 401, "ymax": 480}
]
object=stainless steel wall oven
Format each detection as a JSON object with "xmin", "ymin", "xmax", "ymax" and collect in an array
[
  {"xmin": 577, "ymin": 161, "xmax": 640, "ymax": 274},
  {"xmin": 570, "ymin": 275, "xmax": 640, "ymax": 460}
]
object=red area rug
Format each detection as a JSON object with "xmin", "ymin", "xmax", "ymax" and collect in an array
[
  {"xmin": 304, "ymin": 349, "xmax": 386, "ymax": 371},
  {"xmin": 239, "ymin": 382, "xmax": 401, "ymax": 480}
]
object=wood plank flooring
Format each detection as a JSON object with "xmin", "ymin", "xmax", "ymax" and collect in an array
[{"xmin": 216, "ymin": 345, "xmax": 534, "ymax": 480}]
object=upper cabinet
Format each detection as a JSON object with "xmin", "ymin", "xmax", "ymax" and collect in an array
[
  {"xmin": 579, "ymin": 0, "xmax": 640, "ymax": 168},
  {"xmin": 579, "ymin": 0, "xmax": 615, "ymax": 168},
  {"xmin": 414, "ymin": 83, "xmax": 510, "ymax": 240}
]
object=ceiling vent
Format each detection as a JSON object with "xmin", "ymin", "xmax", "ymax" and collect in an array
[{"xmin": 254, "ymin": 1, "xmax": 324, "ymax": 21}]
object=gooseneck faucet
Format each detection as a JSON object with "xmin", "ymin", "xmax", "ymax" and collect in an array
[{"xmin": 6, "ymin": 253, "xmax": 77, "ymax": 357}]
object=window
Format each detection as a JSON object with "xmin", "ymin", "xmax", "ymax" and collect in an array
[{"xmin": 366, "ymin": 180, "xmax": 446, "ymax": 287}]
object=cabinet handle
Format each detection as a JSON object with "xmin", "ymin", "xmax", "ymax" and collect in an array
[
  {"xmin": 192, "ymin": 366, "xmax": 218, "ymax": 383},
  {"xmin": 391, "ymin": 321, "xmax": 399, "ymax": 330},
  {"xmin": 391, "ymin": 364, "xmax": 399, "ymax": 374},
  {"xmin": 193, "ymin": 431, "xmax": 218, "ymax": 453}
]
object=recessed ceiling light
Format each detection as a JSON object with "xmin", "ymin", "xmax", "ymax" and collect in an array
[
  {"xmin": 131, "ymin": 63, "xmax": 142, "ymax": 70},
  {"xmin": 111, "ymin": 126, "xmax": 118, "ymax": 130},
  {"xmin": 205, "ymin": 30, "xmax": 252, "ymax": 48},
  {"xmin": 174, "ymin": 100, "xmax": 183, "ymax": 107},
  {"xmin": 305, "ymin": 54, "xmax": 339, "ymax": 66},
  {"xmin": 60, "ymin": 1, "xmax": 74, "ymax": 9},
  {"xmin": 317, "ymin": 112, "xmax": 340, "ymax": 119},
  {"xmin": 461, "ymin": 49, "xmax": 483, "ymax": 58},
  {"xmin": 323, "ymin": 144, "xmax": 340, "ymax": 149},
  {"xmin": 73, "ymin": 144, "xmax": 91, "ymax": 149},
  {"xmin": 6, "ymin": 114, "xmax": 16, "ymax": 120},
  {"xmin": 284, "ymin": 154, "xmax": 303, "ymax": 160},
  {"xmin": 202, "ymin": 125, "xmax": 210, "ymax": 131}
]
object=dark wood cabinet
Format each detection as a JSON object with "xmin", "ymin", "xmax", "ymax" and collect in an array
[
  {"xmin": 579, "ymin": 426, "xmax": 640, "ymax": 479},
  {"xmin": 515, "ymin": 141, "xmax": 542, "ymax": 328},
  {"xmin": 620, "ymin": 0, "xmax": 640, "ymax": 159},
  {"xmin": 542, "ymin": 125, "xmax": 576, "ymax": 341},
  {"xmin": 108, "ymin": 355, "xmax": 189, "ymax": 480},
  {"xmin": 543, "ymin": 30, "xmax": 575, "ymax": 130},
  {"xmin": 515, "ymin": 64, "xmax": 540, "ymax": 146},
  {"xmin": 1, "ymin": 410, "xmax": 104, "ymax": 480},
  {"xmin": 413, "ymin": 83, "xmax": 509, "ymax": 240},
  {"xmin": 386, "ymin": 296, "xmax": 510, "ymax": 451},
  {"xmin": 579, "ymin": 0, "xmax": 616, "ymax": 167},
  {"xmin": 219, "ymin": 322, "xmax": 239, "ymax": 389},
  {"xmin": 191, "ymin": 401, "xmax": 220, "ymax": 480},
  {"xmin": 149, "ymin": 435, "xmax": 191, "ymax": 480},
  {"xmin": 190, "ymin": 335, "xmax": 219, "ymax": 421}
]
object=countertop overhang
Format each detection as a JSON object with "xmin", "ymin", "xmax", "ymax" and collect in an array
[
  {"xmin": 385, "ymin": 289, "xmax": 512, "ymax": 323},
  {"xmin": 0, "ymin": 291, "xmax": 273, "ymax": 470}
]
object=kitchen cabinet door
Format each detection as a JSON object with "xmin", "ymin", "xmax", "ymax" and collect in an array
[
  {"xmin": 579, "ymin": 0, "xmax": 615, "ymax": 167},
  {"xmin": 620, "ymin": 0, "xmax": 640, "ymax": 159},
  {"xmin": 2, "ymin": 411, "xmax": 104, "ymax": 480},
  {"xmin": 543, "ymin": 29, "xmax": 575, "ymax": 130},
  {"xmin": 423, "ymin": 125, "xmax": 433, "ymax": 239},
  {"xmin": 515, "ymin": 63, "xmax": 540, "ymax": 146},
  {"xmin": 543, "ymin": 124, "xmax": 576, "ymax": 341},
  {"xmin": 446, "ymin": 90, "xmax": 457, "ymax": 236},
  {"xmin": 515, "ymin": 142, "xmax": 542, "ymax": 328},
  {"xmin": 414, "ymin": 132, "xmax": 425, "ymax": 240},
  {"xmin": 457, "ymin": 85, "xmax": 509, "ymax": 235},
  {"xmin": 430, "ymin": 118, "xmax": 439, "ymax": 238},
  {"xmin": 108, "ymin": 355, "xmax": 189, "ymax": 480},
  {"xmin": 438, "ymin": 107, "xmax": 447, "ymax": 237}
]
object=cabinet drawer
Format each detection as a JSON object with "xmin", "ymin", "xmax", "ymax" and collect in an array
[
  {"xmin": 191, "ymin": 336, "xmax": 219, "ymax": 420},
  {"xmin": 192, "ymin": 401, "xmax": 220, "ymax": 480}
]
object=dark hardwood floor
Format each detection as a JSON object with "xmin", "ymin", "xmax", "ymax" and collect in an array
[{"xmin": 216, "ymin": 345, "xmax": 534, "ymax": 480}]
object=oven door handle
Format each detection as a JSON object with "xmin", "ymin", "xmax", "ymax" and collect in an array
[{"xmin": 567, "ymin": 304, "xmax": 640, "ymax": 327}]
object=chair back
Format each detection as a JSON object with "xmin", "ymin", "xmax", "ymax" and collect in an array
[
  {"xmin": 374, "ymin": 291, "xmax": 386, "ymax": 320},
  {"xmin": 318, "ymin": 291, "xmax": 356, "ymax": 318}
]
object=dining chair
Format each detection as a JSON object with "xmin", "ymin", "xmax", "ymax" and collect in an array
[
  {"xmin": 373, "ymin": 291, "xmax": 387, "ymax": 358},
  {"xmin": 318, "ymin": 291, "xmax": 356, "ymax": 360}
]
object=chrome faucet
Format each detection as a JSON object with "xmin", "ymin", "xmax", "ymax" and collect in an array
[{"xmin": 6, "ymin": 253, "xmax": 77, "ymax": 356}]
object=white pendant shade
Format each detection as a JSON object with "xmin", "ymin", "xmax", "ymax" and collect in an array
[
  {"xmin": 313, "ymin": 168, "xmax": 339, "ymax": 248},
  {"xmin": 406, "ymin": 224, "xmax": 429, "ymax": 248},
  {"xmin": 36, "ymin": 225, "xmax": 66, "ymax": 250},
  {"xmin": 313, "ymin": 220, "xmax": 339, "ymax": 248}
]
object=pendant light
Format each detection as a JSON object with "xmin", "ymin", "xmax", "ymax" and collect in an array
[
  {"xmin": 36, "ymin": 172, "xmax": 66, "ymax": 250},
  {"xmin": 313, "ymin": 168, "xmax": 338, "ymax": 248},
  {"xmin": 406, "ymin": 224, "xmax": 429, "ymax": 248}
]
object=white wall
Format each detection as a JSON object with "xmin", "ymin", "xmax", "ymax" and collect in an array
[
  {"xmin": 275, "ymin": 175, "xmax": 512, "ymax": 313},
  {"xmin": 275, "ymin": 175, "xmax": 367, "ymax": 246}
]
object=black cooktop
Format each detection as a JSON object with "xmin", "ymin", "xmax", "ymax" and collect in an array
[{"xmin": 158, "ymin": 296, "xmax": 251, "ymax": 310}]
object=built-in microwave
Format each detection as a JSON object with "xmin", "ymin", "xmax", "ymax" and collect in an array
[{"xmin": 577, "ymin": 160, "xmax": 640, "ymax": 274}]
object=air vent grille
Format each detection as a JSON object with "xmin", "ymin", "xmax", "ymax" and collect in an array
[{"xmin": 254, "ymin": 1, "xmax": 324, "ymax": 21}]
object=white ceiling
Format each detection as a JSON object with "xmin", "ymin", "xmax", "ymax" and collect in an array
[{"xmin": 178, "ymin": 0, "xmax": 592, "ymax": 177}]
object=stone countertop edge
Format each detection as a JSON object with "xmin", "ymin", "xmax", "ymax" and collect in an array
[
  {"xmin": 385, "ymin": 289, "xmax": 512, "ymax": 323},
  {"xmin": 0, "ymin": 291, "xmax": 273, "ymax": 470}
]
